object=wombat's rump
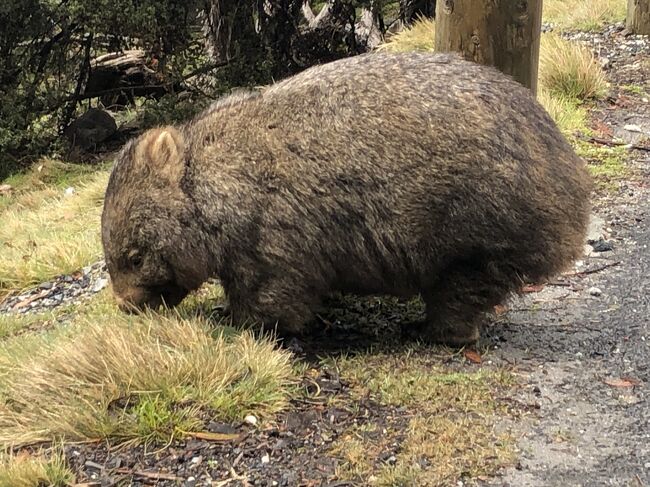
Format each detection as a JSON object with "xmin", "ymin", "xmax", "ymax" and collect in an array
[{"xmin": 101, "ymin": 52, "xmax": 591, "ymax": 345}]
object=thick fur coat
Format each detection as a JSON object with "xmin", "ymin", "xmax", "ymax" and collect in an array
[{"xmin": 101, "ymin": 52, "xmax": 592, "ymax": 344}]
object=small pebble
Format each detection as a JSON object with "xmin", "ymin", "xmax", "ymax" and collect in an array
[
  {"xmin": 590, "ymin": 239, "xmax": 614, "ymax": 252},
  {"xmin": 623, "ymin": 124, "xmax": 644, "ymax": 133},
  {"xmin": 261, "ymin": 453, "xmax": 270, "ymax": 464},
  {"xmin": 589, "ymin": 287, "xmax": 603, "ymax": 297},
  {"xmin": 92, "ymin": 277, "xmax": 108, "ymax": 293}
]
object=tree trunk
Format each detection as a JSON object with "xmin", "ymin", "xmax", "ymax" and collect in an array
[
  {"xmin": 400, "ymin": 0, "xmax": 436, "ymax": 23},
  {"xmin": 627, "ymin": 0, "xmax": 650, "ymax": 35},
  {"xmin": 434, "ymin": 0, "xmax": 543, "ymax": 95},
  {"xmin": 201, "ymin": 0, "xmax": 258, "ymax": 63}
]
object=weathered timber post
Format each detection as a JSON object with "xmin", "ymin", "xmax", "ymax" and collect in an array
[
  {"xmin": 434, "ymin": 0, "xmax": 543, "ymax": 95},
  {"xmin": 627, "ymin": 0, "xmax": 650, "ymax": 35}
]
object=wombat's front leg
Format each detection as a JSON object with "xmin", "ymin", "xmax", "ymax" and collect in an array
[
  {"xmin": 410, "ymin": 260, "xmax": 516, "ymax": 346},
  {"xmin": 227, "ymin": 277, "xmax": 319, "ymax": 336}
]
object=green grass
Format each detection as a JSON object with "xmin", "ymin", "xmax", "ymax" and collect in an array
[
  {"xmin": 539, "ymin": 33, "xmax": 608, "ymax": 101},
  {"xmin": 543, "ymin": 0, "xmax": 626, "ymax": 31},
  {"xmin": 330, "ymin": 352, "xmax": 516, "ymax": 486},
  {"xmin": 0, "ymin": 159, "xmax": 106, "ymax": 213},
  {"xmin": 0, "ymin": 308, "xmax": 71, "ymax": 340},
  {"xmin": 0, "ymin": 290, "xmax": 297, "ymax": 448},
  {"xmin": 0, "ymin": 166, "xmax": 109, "ymax": 296},
  {"xmin": 538, "ymin": 89, "xmax": 589, "ymax": 136}
]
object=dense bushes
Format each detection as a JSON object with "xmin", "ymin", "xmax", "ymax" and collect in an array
[
  {"xmin": 0, "ymin": 0, "xmax": 203, "ymax": 177},
  {"xmin": 0, "ymin": 1, "xmax": 428, "ymax": 178}
]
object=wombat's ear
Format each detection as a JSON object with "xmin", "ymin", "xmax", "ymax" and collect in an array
[{"xmin": 135, "ymin": 126, "xmax": 185, "ymax": 185}]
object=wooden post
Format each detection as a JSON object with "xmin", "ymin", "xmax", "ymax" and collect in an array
[
  {"xmin": 434, "ymin": 0, "xmax": 543, "ymax": 95},
  {"xmin": 627, "ymin": 0, "xmax": 650, "ymax": 35}
]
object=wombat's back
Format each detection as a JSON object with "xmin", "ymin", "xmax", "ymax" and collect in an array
[{"xmin": 185, "ymin": 52, "xmax": 590, "ymax": 294}]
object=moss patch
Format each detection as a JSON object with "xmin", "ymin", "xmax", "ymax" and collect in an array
[{"xmin": 576, "ymin": 140, "xmax": 628, "ymax": 189}]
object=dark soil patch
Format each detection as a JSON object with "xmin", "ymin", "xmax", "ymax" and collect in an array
[{"xmin": 64, "ymin": 367, "xmax": 409, "ymax": 486}]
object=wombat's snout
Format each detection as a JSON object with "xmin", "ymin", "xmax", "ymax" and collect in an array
[
  {"xmin": 113, "ymin": 283, "xmax": 189, "ymax": 313},
  {"xmin": 115, "ymin": 296, "xmax": 143, "ymax": 314},
  {"xmin": 113, "ymin": 287, "xmax": 149, "ymax": 314}
]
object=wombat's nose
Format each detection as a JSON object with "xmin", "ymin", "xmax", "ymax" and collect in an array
[{"xmin": 115, "ymin": 295, "xmax": 140, "ymax": 314}]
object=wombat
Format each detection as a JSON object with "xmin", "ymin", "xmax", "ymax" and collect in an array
[{"xmin": 101, "ymin": 51, "xmax": 591, "ymax": 345}]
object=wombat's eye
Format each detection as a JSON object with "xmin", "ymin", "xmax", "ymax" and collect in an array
[{"xmin": 127, "ymin": 251, "xmax": 143, "ymax": 270}]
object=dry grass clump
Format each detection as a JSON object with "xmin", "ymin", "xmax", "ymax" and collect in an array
[
  {"xmin": 543, "ymin": 0, "xmax": 626, "ymax": 31},
  {"xmin": 539, "ymin": 33, "xmax": 608, "ymax": 101},
  {"xmin": 331, "ymin": 353, "xmax": 515, "ymax": 485},
  {"xmin": 0, "ymin": 449, "xmax": 74, "ymax": 487},
  {"xmin": 377, "ymin": 16, "xmax": 435, "ymax": 52},
  {"xmin": 0, "ymin": 169, "xmax": 108, "ymax": 295},
  {"xmin": 0, "ymin": 299, "xmax": 296, "ymax": 447}
]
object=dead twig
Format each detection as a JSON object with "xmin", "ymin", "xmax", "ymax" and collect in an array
[
  {"xmin": 546, "ymin": 281, "xmax": 574, "ymax": 287},
  {"xmin": 563, "ymin": 261, "xmax": 621, "ymax": 277},
  {"xmin": 585, "ymin": 136, "xmax": 650, "ymax": 152},
  {"xmin": 113, "ymin": 468, "xmax": 182, "ymax": 481},
  {"xmin": 212, "ymin": 467, "xmax": 249, "ymax": 486}
]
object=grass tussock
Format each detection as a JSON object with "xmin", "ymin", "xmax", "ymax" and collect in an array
[
  {"xmin": 0, "ymin": 168, "xmax": 108, "ymax": 296},
  {"xmin": 378, "ymin": 16, "xmax": 435, "ymax": 52},
  {"xmin": 331, "ymin": 353, "xmax": 515, "ymax": 485},
  {"xmin": 539, "ymin": 33, "xmax": 608, "ymax": 101},
  {"xmin": 0, "ymin": 449, "xmax": 74, "ymax": 487},
  {"xmin": 543, "ymin": 0, "xmax": 626, "ymax": 31},
  {"xmin": 0, "ymin": 295, "xmax": 296, "ymax": 448}
]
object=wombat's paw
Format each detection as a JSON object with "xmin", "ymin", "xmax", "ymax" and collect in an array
[{"xmin": 402, "ymin": 320, "xmax": 480, "ymax": 348}]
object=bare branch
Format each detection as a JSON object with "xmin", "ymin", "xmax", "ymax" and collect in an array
[{"xmin": 301, "ymin": 1, "xmax": 315, "ymax": 23}]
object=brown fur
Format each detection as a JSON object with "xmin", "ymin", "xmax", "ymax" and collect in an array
[{"xmin": 101, "ymin": 52, "xmax": 592, "ymax": 345}]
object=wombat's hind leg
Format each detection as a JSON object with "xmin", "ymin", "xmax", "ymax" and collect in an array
[{"xmin": 409, "ymin": 259, "xmax": 518, "ymax": 347}]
